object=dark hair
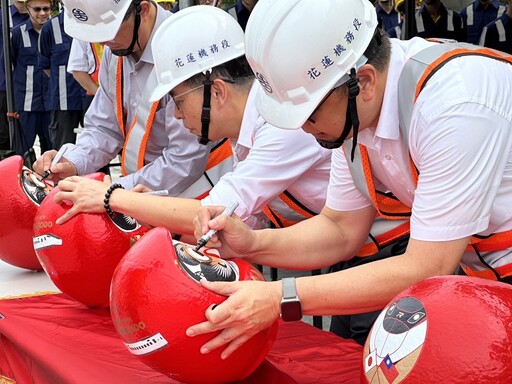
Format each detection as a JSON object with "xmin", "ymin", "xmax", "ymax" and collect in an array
[
  {"xmin": 366, "ymin": 29, "xmax": 391, "ymax": 72},
  {"xmin": 184, "ymin": 56, "xmax": 254, "ymax": 92},
  {"xmin": 333, "ymin": 29, "xmax": 391, "ymax": 96}
]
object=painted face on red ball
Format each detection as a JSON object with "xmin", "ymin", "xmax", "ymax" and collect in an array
[
  {"xmin": 173, "ymin": 241, "xmax": 240, "ymax": 283},
  {"xmin": 21, "ymin": 168, "xmax": 53, "ymax": 205},
  {"xmin": 364, "ymin": 297, "xmax": 427, "ymax": 383}
]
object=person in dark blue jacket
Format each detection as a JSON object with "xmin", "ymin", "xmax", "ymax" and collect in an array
[
  {"xmin": 0, "ymin": 1, "xmax": 29, "ymax": 156},
  {"xmin": 38, "ymin": 11, "xmax": 85, "ymax": 150},
  {"xmin": 479, "ymin": 0, "xmax": 512, "ymax": 54},
  {"xmin": 11, "ymin": 0, "xmax": 52, "ymax": 155},
  {"xmin": 413, "ymin": 0, "xmax": 466, "ymax": 42},
  {"xmin": 375, "ymin": 0, "xmax": 401, "ymax": 36},
  {"xmin": 460, "ymin": 0, "xmax": 506, "ymax": 45},
  {"xmin": 225, "ymin": 0, "xmax": 258, "ymax": 31}
]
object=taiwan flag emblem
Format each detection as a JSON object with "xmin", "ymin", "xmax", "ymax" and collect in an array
[{"xmin": 379, "ymin": 354, "xmax": 399, "ymax": 383}]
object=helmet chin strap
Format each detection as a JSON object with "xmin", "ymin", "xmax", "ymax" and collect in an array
[
  {"xmin": 316, "ymin": 68, "xmax": 360, "ymax": 162},
  {"xmin": 112, "ymin": 1, "xmax": 142, "ymax": 57},
  {"xmin": 198, "ymin": 71, "xmax": 213, "ymax": 145}
]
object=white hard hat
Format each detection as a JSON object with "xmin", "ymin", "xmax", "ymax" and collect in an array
[
  {"xmin": 245, "ymin": 0, "xmax": 378, "ymax": 129},
  {"xmin": 61, "ymin": 0, "xmax": 133, "ymax": 42},
  {"xmin": 149, "ymin": 5, "xmax": 245, "ymax": 102}
]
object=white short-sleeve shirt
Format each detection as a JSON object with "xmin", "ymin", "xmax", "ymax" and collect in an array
[
  {"xmin": 327, "ymin": 38, "xmax": 512, "ymax": 244},
  {"xmin": 202, "ymin": 82, "xmax": 332, "ymax": 229}
]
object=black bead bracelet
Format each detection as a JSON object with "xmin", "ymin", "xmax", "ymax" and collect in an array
[{"xmin": 104, "ymin": 183, "xmax": 124, "ymax": 220}]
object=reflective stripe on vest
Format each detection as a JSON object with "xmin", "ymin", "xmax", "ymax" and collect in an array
[
  {"xmin": 398, "ymin": 43, "xmax": 512, "ymax": 280},
  {"xmin": 262, "ymin": 190, "xmax": 317, "ymax": 228},
  {"xmin": 50, "ymin": 17, "xmax": 69, "ymax": 110},
  {"xmin": 88, "ymin": 43, "xmax": 103, "ymax": 96},
  {"xmin": 20, "ymin": 25, "xmax": 35, "ymax": 111},
  {"xmin": 342, "ymin": 141, "xmax": 413, "ymax": 257},
  {"xmin": 109, "ymin": 56, "xmax": 158, "ymax": 175},
  {"xmin": 177, "ymin": 138, "xmax": 234, "ymax": 199},
  {"xmin": 416, "ymin": 9, "xmax": 455, "ymax": 33},
  {"xmin": 108, "ymin": 57, "xmax": 233, "ymax": 198},
  {"xmin": 466, "ymin": 4, "xmax": 506, "ymax": 26},
  {"xmin": 343, "ymin": 43, "xmax": 512, "ymax": 264}
]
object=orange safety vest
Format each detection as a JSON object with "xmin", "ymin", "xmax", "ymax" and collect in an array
[
  {"xmin": 87, "ymin": 42, "xmax": 103, "ymax": 96},
  {"xmin": 262, "ymin": 190, "xmax": 318, "ymax": 228},
  {"xmin": 109, "ymin": 56, "xmax": 233, "ymax": 199},
  {"xmin": 345, "ymin": 42, "xmax": 512, "ymax": 278}
]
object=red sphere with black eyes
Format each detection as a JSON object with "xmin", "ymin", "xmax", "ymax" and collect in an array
[
  {"xmin": 362, "ymin": 275, "xmax": 512, "ymax": 384},
  {"xmin": 33, "ymin": 172, "xmax": 149, "ymax": 308},
  {"xmin": 0, "ymin": 155, "xmax": 53, "ymax": 270},
  {"xmin": 110, "ymin": 226, "xmax": 279, "ymax": 384}
]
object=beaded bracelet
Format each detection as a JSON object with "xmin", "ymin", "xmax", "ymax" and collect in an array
[{"xmin": 104, "ymin": 183, "xmax": 124, "ymax": 220}]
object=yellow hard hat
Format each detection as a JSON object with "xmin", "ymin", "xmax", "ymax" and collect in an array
[{"xmin": 395, "ymin": 0, "xmax": 405, "ymax": 13}]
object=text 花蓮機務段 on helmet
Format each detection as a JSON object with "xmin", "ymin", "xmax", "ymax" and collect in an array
[
  {"xmin": 245, "ymin": 0, "xmax": 378, "ymax": 130},
  {"xmin": 149, "ymin": 5, "xmax": 246, "ymax": 102}
]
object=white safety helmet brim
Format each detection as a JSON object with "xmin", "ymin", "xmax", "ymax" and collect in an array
[
  {"xmin": 62, "ymin": 0, "xmax": 133, "ymax": 42},
  {"xmin": 254, "ymin": 55, "xmax": 368, "ymax": 130},
  {"xmin": 149, "ymin": 5, "xmax": 246, "ymax": 102},
  {"xmin": 246, "ymin": 0, "xmax": 378, "ymax": 129}
]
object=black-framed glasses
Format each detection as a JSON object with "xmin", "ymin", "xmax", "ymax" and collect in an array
[
  {"xmin": 307, "ymin": 87, "xmax": 338, "ymax": 124},
  {"xmin": 27, "ymin": 5, "xmax": 52, "ymax": 12}
]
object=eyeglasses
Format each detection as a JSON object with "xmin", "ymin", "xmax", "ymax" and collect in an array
[
  {"xmin": 171, "ymin": 84, "xmax": 205, "ymax": 110},
  {"xmin": 307, "ymin": 87, "xmax": 338, "ymax": 124},
  {"xmin": 27, "ymin": 5, "xmax": 52, "ymax": 12}
]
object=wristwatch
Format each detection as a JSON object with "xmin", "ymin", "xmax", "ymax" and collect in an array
[{"xmin": 280, "ymin": 277, "xmax": 302, "ymax": 322}]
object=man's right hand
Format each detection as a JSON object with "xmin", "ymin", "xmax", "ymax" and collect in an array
[
  {"xmin": 193, "ymin": 205, "xmax": 256, "ymax": 259},
  {"xmin": 33, "ymin": 150, "xmax": 78, "ymax": 183}
]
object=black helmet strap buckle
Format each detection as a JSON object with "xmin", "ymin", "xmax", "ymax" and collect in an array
[{"xmin": 199, "ymin": 71, "xmax": 213, "ymax": 145}]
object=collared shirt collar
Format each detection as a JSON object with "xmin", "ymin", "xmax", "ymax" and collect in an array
[
  {"xmin": 236, "ymin": 80, "xmax": 265, "ymax": 149},
  {"xmin": 368, "ymin": 38, "xmax": 435, "ymax": 145},
  {"xmin": 139, "ymin": 4, "xmax": 169, "ymax": 65}
]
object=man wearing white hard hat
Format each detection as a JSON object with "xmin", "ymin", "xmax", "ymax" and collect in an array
[
  {"xmin": 53, "ymin": 6, "xmax": 333, "ymax": 242},
  {"xmin": 187, "ymin": 0, "xmax": 512, "ymax": 359},
  {"xmin": 33, "ymin": 0, "xmax": 224, "ymax": 198}
]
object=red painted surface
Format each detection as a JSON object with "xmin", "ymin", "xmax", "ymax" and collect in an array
[
  {"xmin": 110, "ymin": 227, "xmax": 279, "ymax": 384},
  {"xmin": 0, "ymin": 156, "xmax": 52, "ymax": 270},
  {"xmin": 363, "ymin": 275, "xmax": 512, "ymax": 384},
  {"xmin": 33, "ymin": 173, "xmax": 149, "ymax": 308}
]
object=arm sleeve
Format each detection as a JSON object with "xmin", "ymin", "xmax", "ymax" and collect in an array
[{"xmin": 202, "ymin": 124, "xmax": 327, "ymax": 221}]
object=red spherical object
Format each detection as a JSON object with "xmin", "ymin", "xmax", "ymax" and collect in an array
[
  {"xmin": 110, "ymin": 227, "xmax": 279, "ymax": 384},
  {"xmin": 0, "ymin": 155, "xmax": 54, "ymax": 270},
  {"xmin": 33, "ymin": 173, "xmax": 149, "ymax": 308},
  {"xmin": 362, "ymin": 275, "xmax": 512, "ymax": 384}
]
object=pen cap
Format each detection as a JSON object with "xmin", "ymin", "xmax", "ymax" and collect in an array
[
  {"xmin": 110, "ymin": 227, "xmax": 278, "ymax": 384},
  {"xmin": 33, "ymin": 172, "xmax": 150, "ymax": 308},
  {"xmin": 0, "ymin": 155, "xmax": 53, "ymax": 270},
  {"xmin": 362, "ymin": 275, "xmax": 512, "ymax": 384}
]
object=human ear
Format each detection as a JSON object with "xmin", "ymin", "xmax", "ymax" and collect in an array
[{"xmin": 357, "ymin": 65, "xmax": 377, "ymax": 101}]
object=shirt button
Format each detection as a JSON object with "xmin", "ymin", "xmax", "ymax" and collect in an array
[
  {"xmin": 385, "ymin": 155, "xmax": 392, "ymax": 160},
  {"xmin": 132, "ymin": 103, "xmax": 137, "ymax": 108}
]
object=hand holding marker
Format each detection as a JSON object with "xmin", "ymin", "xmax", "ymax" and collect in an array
[
  {"xmin": 194, "ymin": 201, "xmax": 239, "ymax": 252},
  {"xmin": 41, "ymin": 146, "xmax": 69, "ymax": 180}
]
